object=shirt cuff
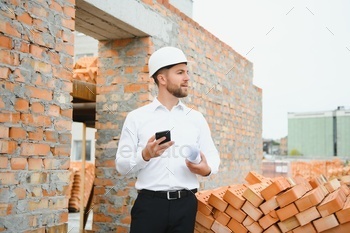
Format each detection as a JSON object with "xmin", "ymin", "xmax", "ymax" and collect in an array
[{"xmin": 132, "ymin": 149, "xmax": 149, "ymax": 169}]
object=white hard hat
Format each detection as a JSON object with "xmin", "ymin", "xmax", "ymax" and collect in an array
[{"xmin": 148, "ymin": 46, "xmax": 188, "ymax": 78}]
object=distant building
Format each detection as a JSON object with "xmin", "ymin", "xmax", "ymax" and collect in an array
[
  {"xmin": 263, "ymin": 139, "xmax": 280, "ymax": 155},
  {"xmin": 288, "ymin": 106, "xmax": 350, "ymax": 158},
  {"xmin": 279, "ymin": 136, "xmax": 288, "ymax": 155}
]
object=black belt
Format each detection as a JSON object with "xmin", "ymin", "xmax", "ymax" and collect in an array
[{"xmin": 138, "ymin": 189, "xmax": 197, "ymax": 200}]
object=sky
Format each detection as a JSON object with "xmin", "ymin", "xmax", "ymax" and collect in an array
[{"xmin": 192, "ymin": 0, "xmax": 350, "ymax": 140}]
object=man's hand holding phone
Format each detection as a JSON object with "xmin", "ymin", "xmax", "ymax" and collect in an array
[{"xmin": 142, "ymin": 130, "xmax": 174, "ymax": 161}]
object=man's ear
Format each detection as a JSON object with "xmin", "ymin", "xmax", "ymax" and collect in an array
[{"xmin": 157, "ymin": 73, "xmax": 167, "ymax": 85}]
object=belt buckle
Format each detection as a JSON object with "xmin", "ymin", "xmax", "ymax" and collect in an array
[{"xmin": 167, "ymin": 191, "xmax": 181, "ymax": 200}]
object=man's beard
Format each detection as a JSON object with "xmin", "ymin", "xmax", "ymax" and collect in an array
[{"xmin": 166, "ymin": 82, "xmax": 188, "ymax": 98}]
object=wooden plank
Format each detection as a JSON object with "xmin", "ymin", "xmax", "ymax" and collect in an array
[
  {"xmin": 76, "ymin": 7, "xmax": 134, "ymax": 39},
  {"xmin": 79, "ymin": 124, "xmax": 87, "ymax": 232},
  {"xmin": 76, "ymin": 0, "xmax": 148, "ymax": 37},
  {"xmin": 72, "ymin": 80, "xmax": 96, "ymax": 102},
  {"xmin": 75, "ymin": 21, "xmax": 109, "ymax": 40}
]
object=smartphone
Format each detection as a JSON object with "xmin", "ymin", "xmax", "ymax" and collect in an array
[{"xmin": 155, "ymin": 130, "xmax": 171, "ymax": 145}]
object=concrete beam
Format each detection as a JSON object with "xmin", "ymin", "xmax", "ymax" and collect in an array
[{"xmin": 77, "ymin": 0, "xmax": 173, "ymax": 42}]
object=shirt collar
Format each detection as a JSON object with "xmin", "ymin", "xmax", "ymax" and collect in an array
[{"xmin": 150, "ymin": 97, "xmax": 185, "ymax": 112}]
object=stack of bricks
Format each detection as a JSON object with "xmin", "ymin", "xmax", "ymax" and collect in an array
[
  {"xmin": 195, "ymin": 171, "xmax": 350, "ymax": 233},
  {"xmin": 290, "ymin": 159, "xmax": 349, "ymax": 181},
  {"xmin": 68, "ymin": 161, "xmax": 95, "ymax": 212},
  {"xmin": 73, "ymin": 56, "xmax": 97, "ymax": 83}
]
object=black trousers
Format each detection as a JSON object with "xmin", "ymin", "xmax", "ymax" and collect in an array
[{"xmin": 130, "ymin": 191, "xmax": 197, "ymax": 233}]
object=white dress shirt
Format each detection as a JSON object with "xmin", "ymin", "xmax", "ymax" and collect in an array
[{"xmin": 116, "ymin": 98, "xmax": 220, "ymax": 191}]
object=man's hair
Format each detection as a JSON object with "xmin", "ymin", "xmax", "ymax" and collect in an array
[{"xmin": 151, "ymin": 62, "xmax": 187, "ymax": 86}]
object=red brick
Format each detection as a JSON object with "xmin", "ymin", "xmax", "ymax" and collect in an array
[
  {"xmin": 28, "ymin": 199, "xmax": 48, "ymax": 211},
  {"xmin": 340, "ymin": 183, "xmax": 350, "ymax": 196},
  {"xmin": 259, "ymin": 195, "xmax": 279, "ymax": 215},
  {"xmin": 17, "ymin": 12, "xmax": 32, "ymax": 25},
  {"xmin": 322, "ymin": 221, "xmax": 350, "ymax": 233},
  {"xmin": 0, "ymin": 172, "xmax": 18, "ymax": 184},
  {"xmin": 227, "ymin": 217, "xmax": 248, "ymax": 233},
  {"xmin": 9, "ymin": 127, "xmax": 26, "ymax": 139},
  {"xmin": 0, "ymin": 125, "xmax": 9, "ymax": 138},
  {"xmin": 0, "ymin": 157, "xmax": 8, "ymax": 169},
  {"xmin": 309, "ymin": 175, "xmax": 327, "ymax": 189},
  {"xmin": 276, "ymin": 203, "xmax": 299, "ymax": 221},
  {"xmin": 50, "ymin": 1, "xmax": 63, "ymax": 13},
  {"xmin": 10, "ymin": 157, "xmax": 27, "ymax": 170},
  {"xmin": 0, "ymin": 112, "xmax": 20, "ymax": 123},
  {"xmin": 124, "ymin": 83, "xmax": 149, "ymax": 93},
  {"xmin": 28, "ymin": 172, "xmax": 47, "ymax": 184},
  {"xmin": 317, "ymin": 189, "xmax": 345, "ymax": 217},
  {"xmin": 0, "ymin": 35, "xmax": 12, "ymax": 49},
  {"xmin": 0, "ymin": 140, "xmax": 17, "ymax": 154},
  {"xmin": 28, "ymin": 128, "xmax": 44, "ymax": 141},
  {"xmin": 58, "ymin": 133, "xmax": 71, "ymax": 144},
  {"xmin": 0, "ymin": 67, "xmax": 11, "ymax": 79},
  {"xmin": 28, "ymin": 158, "xmax": 43, "ymax": 170},
  {"xmin": 45, "ymin": 130, "xmax": 59, "ymax": 142},
  {"xmin": 223, "ymin": 184, "xmax": 246, "ymax": 209},
  {"xmin": 60, "ymin": 108, "xmax": 72, "ymax": 118},
  {"xmin": 51, "ymin": 144, "xmax": 71, "ymax": 156},
  {"xmin": 335, "ymin": 196, "xmax": 350, "ymax": 224},
  {"xmin": 245, "ymin": 171, "xmax": 269, "ymax": 185},
  {"xmin": 54, "ymin": 119, "xmax": 72, "ymax": 131},
  {"xmin": 210, "ymin": 220, "xmax": 231, "ymax": 233},
  {"xmin": 294, "ymin": 186, "xmax": 325, "ymax": 212},
  {"xmin": 277, "ymin": 216, "xmax": 300, "ymax": 233},
  {"xmin": 313, "ymin": 214, "xmax": 339, "ymax": 232},
  {"xmin": 196, "ymin": 191, "xmax": 214, "ymax": 216},
  {"xmin": 26, "ymin": 86, "xmax": 52, "ymax": 101},
  {"xmin": 29, "ymin": 44, "xmax": 45, "ymax": 59},
  {"xmin": 194, "ymin": 222, "xmax": 214, "ymax": 233},
  {"xmin": 292, "ymin": 223, "xmax": 317, "ymax": 233},
  {"xmin": 0, "ymin": 21, "xmax": 21, "ymax": 38},
  {"xmin": 63, "ymin": 6, "xmax": 75, "ymax": 18},
  {"xmin": 225, "ymin": 204, "xmax": 246, "ymax": 223},
  {"xmin": 261, "ymin": 177, "xmax": 291, "ymax": 200},
  {"xmin": 0, "ymin": 50, "xmax": 16, "ymax": 65},
  {"xmin": 208, "ymin": 186, "xmax": 229, "ymax": 212},
  {"xmin": 21, "ymin": 114, "xmax": 51, "ymax": 127},
  {"xmin": 258, "ymin": 212, "xmax": 279, "ymax": 230},
  {"xmin": 276, "ymin": 183, "xmax": 307, "ymax": 208},
  {"xmin": 48, "ymin": 105, "xmax": 60, "ymax": 117},
  {"xmin": 61, "ymin": 18, "xmax": 75, "ymax": 30},
  {"xmin": 264, "ymin": 224, "xmax": 281, "ymax": 233},
  {"xmin": 15, "ymin": 98, "xmax": 29, "ymax": 112},
  {"xmin": 213, "ymin": 209, "xmax": 231, "ymax": 226},
  {"xmin": 295, "ymin": 206, "xmax": 321, "ymax": 226},
  {"xmin": 196, "ymin": 211, "xmax": 215, "ymax": 229},
  {"xmin": 245, "ymin": 221, "xmax": 263, "ymax": 233},
  {"xmin": 14, "ymin": 187, "xmax": 26, "ymax": 199},
  {"xmin": 20, "ymin": 143, "xmax": 50, "ymax": 156},
  {"xmin": 324, "ymin": 178, "xmax": 341, "ymax": 193},
  {"xmin": 31, "ymin": 102, "xmax": 45, "ymax": 113},
  {"xmin": 242, "ymin": 183, "xmax": 266, "ymax": 207},
  {"xmin": 241, "ymin": 199, "xmax": 263, "ymax": 221}
]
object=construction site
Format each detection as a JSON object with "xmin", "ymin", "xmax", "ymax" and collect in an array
[{"xmin": 0, "ymin": 0, "xmax": 350, "ymax": 232}]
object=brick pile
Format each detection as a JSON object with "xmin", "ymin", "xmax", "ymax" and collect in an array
[
  {"xmin": 195, "ymin": 171, "xmax": 350, "ymax": 233},
  {"xmin": 68, "ymin": 161, "xmax": 95, "ymax": 212},
  {"xmin": 73, "ymin": 56, "xmax": 97, "ymax": 83},
  {"xmin": 290, "ymin": 159, "xmax": 349, "ymax": 180}
]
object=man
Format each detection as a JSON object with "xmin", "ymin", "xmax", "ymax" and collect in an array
[{"xmin": 116, "ymin": 46, "xmax": 220, "ymax": 233}]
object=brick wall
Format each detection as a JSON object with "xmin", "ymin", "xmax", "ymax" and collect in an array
[
  {"xmin": 94, "ymin": 0, "xmax": 262, "ymax": 231},
  {"xmin": 0, "ymin": 0, "xmax": 74, "ymax": 232}
]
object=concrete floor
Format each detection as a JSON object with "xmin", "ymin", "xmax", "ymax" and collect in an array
[{"xmin": 68, "ymin": 212, "xmax": 93, "ymax": 233}]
